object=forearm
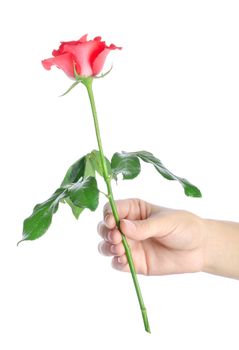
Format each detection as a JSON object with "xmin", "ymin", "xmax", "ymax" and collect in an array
[{"xmin": 203, "ymin": 219, "xmax": 239, "ymax": 279}]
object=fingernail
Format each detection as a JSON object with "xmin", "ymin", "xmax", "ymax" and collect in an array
[
  {"xmin": 118, "ymin": 256, "xmax": 122, "ymax": 264},
  {"xmin": 105, "ymin": 214, "xmax": 111, "ymax": 226}
]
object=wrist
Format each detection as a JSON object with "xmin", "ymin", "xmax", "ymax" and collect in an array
[
  {"xmin": 202, "ymin": 218, "xmax": 239, "ymax": 279},
  {"xmin": 201, "ymin": 218, "xmax": 218, "ymax": 275}
]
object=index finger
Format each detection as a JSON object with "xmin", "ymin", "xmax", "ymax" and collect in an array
[
  {"xmin": 103, "ymin": 199, "xmax": 133, "ymax": 222},
  {"xmin": 104, "ymin": 214, "xmax": 116, "ymax": 229},
  {"xmin": 103, "ymin": 198, "xmax": 148, "ymax": 223},
  {"xmin": 103, "ymin": 200, "xmax": 130, "ymax": 229}
]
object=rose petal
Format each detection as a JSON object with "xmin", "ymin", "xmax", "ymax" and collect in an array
[
  {"xmin": 92, "ymin": 48, "xmax": 111, "ymax": 76},
  {"xmin": 79, "ymin": 34, "xmax": 88, "ymax": 42},
  {"xmin": 61, "ymin": 40, "xmax": 104, "ymax": 76},
  {"xmin": 109, "ymin": 43, "xmax": 122, "ymax": 50},
  {"xmin": 53, "ymin": 35, "xmax": 88, "ymax": 57},
  {"xmin": 92, "ymin": 44, "xmax": 121, "ymax": 76},
  {"xmin": 43, "ymin": 35, "xmax": 121, "ymax": 78},
  {"xmin": 42, "ymin": 53, "xmax": 75, "ymax": 78},
  {"xmin": 94, "ymin": 36, "xmax": 102, "ymax": 42}
]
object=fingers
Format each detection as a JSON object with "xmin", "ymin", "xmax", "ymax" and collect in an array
[
  {"xmin": 111, "ymin": 256, "xmax": 130, "ymax": 272},
  {"xmin": 99, "ymin": 208, "xmax": 161, "ymax": 247},
  {"xmin": 97, "ymin": 222, "xmax": 122, "ymax": 244},
  {"xmin": 117, "ymin": 254, "xmax": 128, "ymax": 265},
  {"xmin": 103, "ymin": 200, "xmax": 128, "ymax": 222},
  {"xmin": 102, "ymin": 198, "xmax": 165, "ymax": 241},
  {"xmin": 97, "ymin": 218, "xmax": 129, "ymax": 272},
  {"xmin": 103, "ymin": 198, "xmax": 152, "ymax": 224},
  {"xmin": 97, "ymin": 228, "xmax": 130, "ymax": 273},
  {"xmin": 119, "ymin": 215, "xmax": 161, "ymax": 241},
  {"xmin": 98, "ymin": 241, "xmax": 125, "ymax": 257}
]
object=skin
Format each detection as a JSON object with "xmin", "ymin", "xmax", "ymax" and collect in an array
[{"xmin": 97, "ymin": 198, "xmax": 239, "ymax": 279}]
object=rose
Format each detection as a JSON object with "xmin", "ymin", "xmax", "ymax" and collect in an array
[
  {"xmin": 21, "ymin": 33, "xmax": 201, "ymax": 333},
  {"xmin": 42, "ymin": 34, "xmax": 121, "ymax": 79}
]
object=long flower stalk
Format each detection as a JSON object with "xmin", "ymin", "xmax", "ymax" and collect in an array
[{"xmin": 84, "ymin": 77, "xmax": 150, "ymax": 333}]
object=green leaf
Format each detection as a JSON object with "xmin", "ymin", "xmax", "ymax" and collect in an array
[
  {"xmin": 60, "ymin": 151, "xmax": 111, "ymax": 218},
  {"xmin": 61, "ymin": 156, "xmax": 86, "ymax": 187},
  {"xmin": 64, "ymin": 197, "xmax": 84, "ymax": 219},
  {"xmin": 19, "ymin": 188, "xmax": 68, "ymax": 244},
  {"xmin": 84, "ymin": 154, "xmax": 96, "ymax": 178},
  {"xmin": 69, "ymin": 176, "xmax": 99, "ymax": 211},
  {"xmin": 127, "ymin": 150, "xmax": 201, "ymax": 198},
  {"xmin": 111, "ymin": 152, "xmax": 141, "ymax": 180},
  {"xmin": 61, "ymin": 154, "xmax": 96, "ymax": 216},
  {"xmin": 87, "ymin": 150, "xmax": 112, "ymax": 177}
]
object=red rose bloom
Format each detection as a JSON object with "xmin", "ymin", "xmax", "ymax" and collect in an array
[{"xmin": 42, "ymin": 34, "xmax": 121, "ymax": 79}]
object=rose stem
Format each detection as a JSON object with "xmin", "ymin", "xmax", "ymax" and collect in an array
[{"xmin": 83, "ymin": 77, "xmax": 151, "ymax": 333}]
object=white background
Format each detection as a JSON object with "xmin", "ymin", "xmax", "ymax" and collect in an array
[{"xmin": 0, "ymin": 0, "xmax": 239, "ymax": 349}]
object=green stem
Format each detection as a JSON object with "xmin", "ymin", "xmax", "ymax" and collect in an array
[{"xmin": 84, "ymin": 77, "xmax": 150, "ymax": 333}]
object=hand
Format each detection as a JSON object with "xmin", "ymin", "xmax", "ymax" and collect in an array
[{"xmin": 97, "ymin": 198, "xmax": 206, "ymax": 275}]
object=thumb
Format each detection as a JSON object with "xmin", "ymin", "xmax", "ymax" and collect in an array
[{"xmin": 120, "ymin": 216, "xmax": 160, "ymax": 241}]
